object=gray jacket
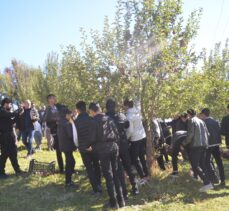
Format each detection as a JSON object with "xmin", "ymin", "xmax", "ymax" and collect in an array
[{"xmin": 183, "ymin": 117, "xmax": 209, "ymax": 148}]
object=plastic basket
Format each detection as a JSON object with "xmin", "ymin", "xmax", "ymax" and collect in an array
[{"xmin": 29, "ymin": 159, "xmax": 56, "ymax": 176}]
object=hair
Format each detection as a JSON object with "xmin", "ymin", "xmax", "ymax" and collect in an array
[
  {"xmin": 25, "ymin": 99, "xmax": 31, "ymax": 105},
  {"xmin": 59, "ymin": 106, "xmax": 71, "ymax": 117},
  {"xmin": 123, "ymin": 99, "xmax": 134, "ymax": 108},
  {"xmin": 201, "ymin": 108, "xmax": 210, "ymax": 117},
  {"xmin": 227, "ymin": 104, "xmax": 229, "ymax": 109},
  {"xmin": 76, "ymin": 101, "xmax": 86, "ymax": 112},
  {"xmin": 1, "ymin": 98, "xmax": 12, "ymax": 107},
  {"xmin": 187, "ymin": 109, "xmax": 196, "ymax": 117},
  {"xmin": 180, "ymin": 112, "xmax": 188, "ymax": 118},
  {"xmin": 47, "ymin": 94, "xmax": 56, "ymax": 100},
  {"xmin": 89, "ymin": 102, "xmax": 101, "ymax": 112},
  {"xmin": 106, "ymin": 99, "xmax": 116, "ymax": 112}
]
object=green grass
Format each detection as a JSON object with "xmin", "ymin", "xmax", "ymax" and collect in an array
[{"xmin": 1, "ymin": 140, "xmax": 229, "ymax": 211}]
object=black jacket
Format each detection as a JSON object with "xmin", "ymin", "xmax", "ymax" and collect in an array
[
  {"xmin": 19, "ymin": 108, "xmax": 35, "ymax": 131},
  {"xmin": 93, "ymin": 113, "xmax": 119, "ymax": 154},
  {"xmin": 0, "ymin": 107, "xmax": 21, "ymax": 133},
  {"xmin": 44, "ymin": 104, "xmax": 63, "ymax": 134},
  {"xmin": 106, "ymin": 111, "xmax": 129, "ymax": 152},
  {"xmin": 168, "ymin": 118, "xmax": 187, "ymax": 134},
  {"xmin": 221, "ymin": 115, "xmax": 229, "ymax": 139},
  {"xmin": 204, "ymin": 117, "xmax": 221, "ymax": 146},
  {"xmin": 74, "ymin": 112, "xmax": 97, "ymax": 153},
  {"xmin": 57, "ymin": 118, "xmax": 76, "ymax": 152}
]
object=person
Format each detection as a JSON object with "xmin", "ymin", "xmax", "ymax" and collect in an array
[
  {"xmin": 200, "ymin": 108, "xmax": 225, "ymax": 187},
  {"xmin": 0, "ymin": 98, "xmax": 24, "ymax": 178},
  {"xmin": 152, "ymin": 117, "xmax": 166, "ymax": 171},
  {"xmin": 89, "ymin": 102, "xmax": 125, "ymax": 209},
  {"xmin": 74, "ymin": 101, "xmax": 102, "ymax": 195},
  {"xmin": 45, "ymin": 124, "xmax": 54, "ymax": 151},
  {"xmin": 124, "ymin": 99, "xmax": 148, "ymax": 181},
  {"xmin": 33, "ymin": 120, "xmax": 42, "ymax": 151},
  {"xmin": 221, "ymin": 104, "xmax": 229, "ymax": 149},
  {"xmin": 170, "ymin": 131, "xmax": 187, "ymax": 177},
  {"xmin": 20, "ymin": 100, "xmax": 39, "ymax": 158},
  {"xmin": 182, "ymin": 109, "xmax": 213, "ymax": 192},
  {"xmin": 44, "ymin": 94, "xmax": 64, "ymax": 173},
  {"xmin": 106, "ymin": 99, "xmax": 139, "ymax": 197},
  {"xmin": 168, "ymin": 114, "xmax": 187, "ymax": 134},
  {"xmin": 57, "ymin": 107, "xmax": 78, "ymax": 187}
]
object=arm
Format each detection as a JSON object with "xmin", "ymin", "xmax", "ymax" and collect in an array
[
  {"xmin": 126, "ymin": 118, "xmax": 134, "ymax": 140},
  {"xmin": 221, "ymin": 117, "xmax": 226, "ymax": 136},
  {"xmin": 183, "ymin": 120, "xmax": 195, "ymax": 146}
]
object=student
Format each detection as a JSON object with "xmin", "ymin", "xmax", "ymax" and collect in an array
[
  {"xmin": 0, "ymin": 98, "xmax": 24, "ymax": 178},
  {"xmin": 106, "ymin": 99, "xmax": 139, "ymax": 197},
  {"xmin": 33, "ymin": 120, "xmax": 42, "ymax": 151},
  {"xmin": 200, "ymin": 108, "xmax": 225, "ymax": 187},
  {"xmin": 221, "ymin": 104, "xmax": 229, "ymax": 149},
  {"xmin": 57, "ymin": 107, "xmax": 78, "ymax": 187},
  {"xmin": 20, "ymin": 100, "xmax": 39, "ymax": 159},
  {"xmin": 182, "ymin": 109, "xmax": 213, "ymax": 192},
  {"xmin": 124, "ymin": 99, "xmax": 148, "ymax": 181},
  {"xmin": 74, "ymin": 101, "xmax": 102, "ymax": 195},
  {"xmin": 44, "ymin": 94, "xmax": 64, "ymax": 173},
  {"xmin": 89, "ymin": 102, "xmax": 125, "ymax": 209}
]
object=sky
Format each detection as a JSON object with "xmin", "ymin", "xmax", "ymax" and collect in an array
[{"xmin": 0, "ymin": 0, "xmax": 229, "ymax": 71}]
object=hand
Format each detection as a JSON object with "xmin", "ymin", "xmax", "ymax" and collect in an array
[
  {"xmin": 86, "ymin": 146, "xmax": 93, "ymax": 152},
  {"xmin": 69, "ymin": 118, "xmax": 74, "ymax": 124}
]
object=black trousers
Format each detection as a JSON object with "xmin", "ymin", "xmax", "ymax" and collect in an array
[
  {"xmin": 0, "ymin": 132, "xmax": 20, "ymax": 174},
  {"xmin": 99, "ymin": 147, "xmax": 124, "ymax": 207},
  {"xmin": 189, "ymin": 147, "xmax": 210, "ymax": 185},
  {"xmin": 80, "ymin": 151, "xmax": 101, "ymax": 193},
  {"xmin": 172, "ymin": 138, "xmax": 184, "ymax": 172},
  {"xmin": 64, "ymin": 151, "xmax": 75, "ymax": 184},
  {"xmin": 156, "ymin": 149, "xmax": 166, "ymax": 171},
  {"xmin": 120, "ymin": 149, "xmax": 137, "ymax": 192},
  {"xmin": 53, "ymin": 135, "xmax": 64, "ymax": 172},
  {"xmin": 206, "ymin": 146, "xmax": 225, "ymax": 183},
  {"xmin": 130, "ymin": 138, "xmax": 148, "ymax": 178}
]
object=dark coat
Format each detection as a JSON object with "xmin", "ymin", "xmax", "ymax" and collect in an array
[
  {"xmin": 74, "ymin": 112, "xmax": 97, "ymax": 153},
  {"xmin": 0, "ymin": 107, "xmax": 20, "ymax": 133},
  {"xmin": 57, "ymin": 118, "xmax": 76, "ymax": 152},
  {"xmin": 221, "ymin": 115, "xmax": 229, "ymax": 139},
  {"xmin": 44, "ymin": 104, "xmax": 63, "ymax": 134},
  {"xmin": 93, "ymin": 113, "xmax": 119, "ymax": 154},
  {"xmin": 106, "ymin": 111, "xmax": 129, "ymax": 152},
  {"xmin": 204, "ymin": 117, "xmax": 221, "ymax": 146},
  {"xmin": 19, "ymin": 108, "xmax": 35, "ymax": 131}
]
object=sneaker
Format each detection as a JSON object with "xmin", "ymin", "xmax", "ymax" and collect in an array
[
  {"xmin": 132, "ymin": 187, "xmax": 140, "ymax": 196},
  {"xmin": 0, "ymin": 173, "xmax": 9, "ymax": 179},
  {"xmin": 15, "ymin": 169, "xmax": 27, "ymax": 176},
  {"xmin": 138, "ymin": 178, "xmax": 148, "ymax": 186},
  {"xmin": 170, "ymin": 171, "xmax": 179, "ymax": 178},
  {"xmin": 199, "ymin": 183, "xmax": 214, "ymax": 192},
  {"xmin": 219, "ymin": 181, "xmax": 226, "ymax": 188},
  {"xmin": 65, "ymin": 181, "xmax": 79, "ymax": 189},
  {"xmin": 124, "ymin": 194, "xmax": 129, "ymax": 201},
  {"xmin": 211, "ymin": 177, "xmax": 220, "ymax": 184}
]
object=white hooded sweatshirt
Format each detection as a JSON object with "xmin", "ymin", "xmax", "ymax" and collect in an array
[{"xmin": 126, "ymin": 107, "xmax": 146, "ymax": 142}]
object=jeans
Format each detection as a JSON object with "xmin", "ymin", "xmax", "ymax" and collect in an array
[
  {"xmin": 64, "ymin": 151, "xmax": 75, "ymax": 184},
  {"xmin": 34, "ymin": 131, "xmax": 42, "ymax": 148},
  {"xmin": 99, "ymin": 147, "xmax": 124, "ymax": 207},
  {"xmin": 130, "ymin": 138, "xmax": 148, "ymax": 178},
  {"xmin": 80, "ymin": 151, "xmax": 101, "ymax": 193},
  {"xmin": 0, "ymin": 132, "xmax": 20, "ymax": 174},
  {"xmin": 22, "ymin": 129, "xmax": 34, "ymax": 155},
  {"xmin": 206, "ymin": 146, "xmax": 225, "ymax": 183},
  {"xmin": 189, "ymin": 147, "xmax": 210, "ymax": 185}
]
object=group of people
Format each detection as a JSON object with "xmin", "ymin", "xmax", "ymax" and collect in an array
[{"xmin": 0, "ymin": 94, "xmax": 229, "ymax": 209}]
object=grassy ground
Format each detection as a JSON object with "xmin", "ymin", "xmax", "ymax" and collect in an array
[{"xmin": 1, "ymin": 140, "xmax": 229, "ymax": 211}]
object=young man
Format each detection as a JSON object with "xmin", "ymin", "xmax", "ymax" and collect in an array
[
  {"xmin": 124, "ymin": 99, "xmax": 148, "ymax": 181},
  {"xmin": 89, "ymin": 102, "xmax": 125, "ymax": 209},
  {"xmin": 74, "ymin": 101, "xmax": 101, "ymax": 195},
  {"xmin": 0, "ymin": 98, "xmax": 24, "ymax": 178},
  {"xmin": 182, "ymin": 109, "xmax": 213, "ymax": 192},
  {"xmin": 20, "ymin": 100, "xmax": 39, "ymax": 158},
  {"xmin": 221, "ymin": 104, "xmax": 229, "ymax": 149},
  {"xmin": 106, "ymin": 99, "xmax": 139, "ymax": 197},
  {"xmin": 57, "ymin": 107, "xmax": 78, "ymax": 187},
  {"xmin": 200, "ymin": 108, "xmax": 225, "ymax": 187},
  {"xmin": 44, "ymin": 94, "xmax": 64, "ymax": 173}
]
